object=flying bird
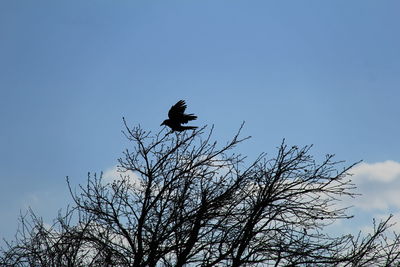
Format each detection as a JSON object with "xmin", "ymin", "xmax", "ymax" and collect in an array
[{"xmin": 161, "ymin": 100, "xmax": 198, "ymax": 131}]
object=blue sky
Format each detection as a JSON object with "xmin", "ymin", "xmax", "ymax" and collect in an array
[{"xmin": 1, "ymin": 1, "xmax": 400, "ymax": 243}]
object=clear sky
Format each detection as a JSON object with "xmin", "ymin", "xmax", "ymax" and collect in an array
[{"xmin": 1, "ymin": 1, "xmax": 400, "ymax": 243}]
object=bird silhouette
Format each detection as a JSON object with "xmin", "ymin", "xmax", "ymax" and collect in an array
[{"xmin": 161, "ymin": 100, "xmax": 198, "ymax": 131}]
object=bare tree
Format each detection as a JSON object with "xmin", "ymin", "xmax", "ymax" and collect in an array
[{"xmin": 2, "ymin": 121, "xmax": 400, "ymax": 266}]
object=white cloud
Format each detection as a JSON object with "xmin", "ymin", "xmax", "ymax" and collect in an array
[
  {"xmin": 351, "ymin": 161, "xmax": 400, "ymax": 183},
  {"xmin": 102, "ymin": 165, "xmax": 141, "ymax": 188},
  {"xmin": 349, "ymin": 161, "xmax": 400, "ymax": 211}
]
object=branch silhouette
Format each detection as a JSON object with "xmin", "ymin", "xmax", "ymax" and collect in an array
[{"xmin": 1, "ymin": 122, "xmax": 400, "ymax": 266}]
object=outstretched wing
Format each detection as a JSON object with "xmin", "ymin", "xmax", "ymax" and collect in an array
[
  {"xmin": 168, "ymin": 100, "xmax": 197, "ymax": 124},
  {"xmin": 168, "ymin": 100, "xmax": 186, "ymax": 120}
]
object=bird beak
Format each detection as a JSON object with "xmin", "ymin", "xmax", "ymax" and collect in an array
[{"xmin": 160, "ymin": 122, "xmax": 164, "ymax": 126}]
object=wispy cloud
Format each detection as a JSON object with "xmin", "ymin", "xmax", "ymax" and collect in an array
[
  {"xmin": 359, "ymin": 212, "xmax": 400, "ymax": 234},
  {"xmin": 22, "ymin": 193, "xmax": 40, "ymax": 210}
]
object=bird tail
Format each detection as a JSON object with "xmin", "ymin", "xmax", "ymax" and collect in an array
[
  {"xmin": 184, "ymin": 114, "xmax": 197, "ymax": 121},
  {"xmin": 182, "ymin": 126, "xmax": 197, "ymax": 130}
]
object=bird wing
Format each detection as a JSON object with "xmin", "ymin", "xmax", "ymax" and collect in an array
[
  {"xmin": 168, "ymin": 100, "xmax": 197, "ymax": 124},
  {"xmin": 168, "ymin": 100, "xmax": 187, "ymax": 120}
]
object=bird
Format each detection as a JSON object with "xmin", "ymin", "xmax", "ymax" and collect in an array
[{"xmin": 161, "ymin": 100, "xmax": 198, "ymax": 132}]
